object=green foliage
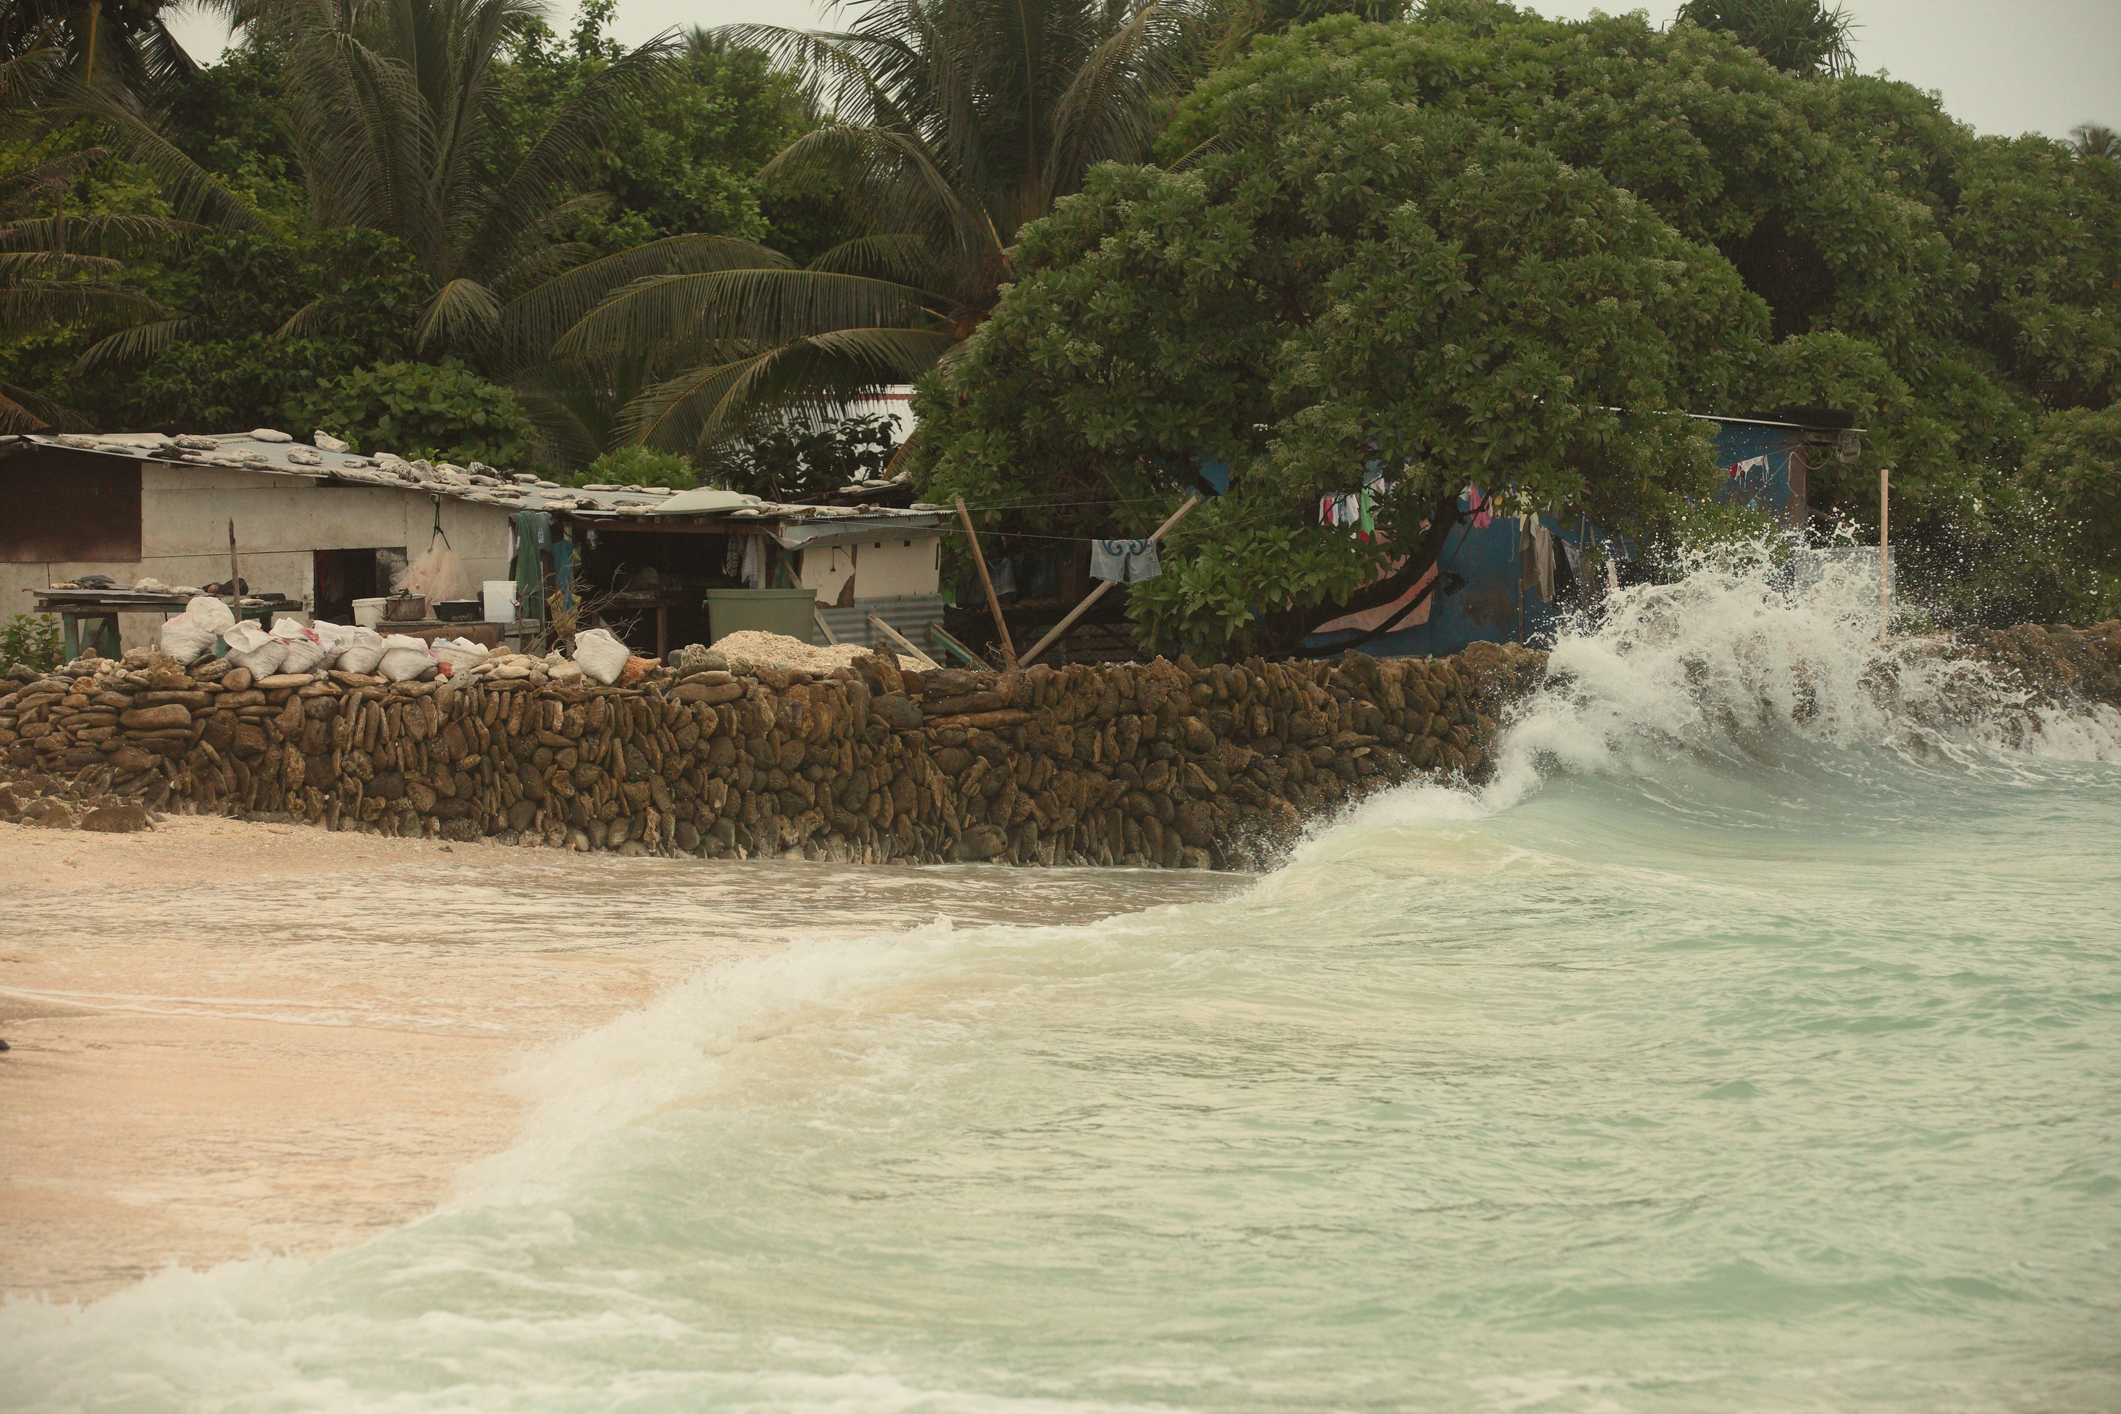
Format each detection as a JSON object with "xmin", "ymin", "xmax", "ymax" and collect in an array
[
  {"xmin": 573, "ymin": 445, "xmax": 698, "ymax": 490},
  {"xmin": 158, "ymin": 44, "xmax": 304, "ymax": 219},
  {"xmin": 918, "ymin": 9, "xmax": 2121, "ymax": 642},
  {"xmin": 917, "ymin": 58, "xmax": 1759, "ymax": 657},
  {"xmin": 490, "ymin": 26, "xmax": 811, "ymax": 254},
  {"xmin": 287, "ymin": 359, "xmax": 541, "ymax": 468},
  {"xmin": 703, "ymin": 413, "xmax": 899, "ymax": 503},
  {"xmin": 0, "ymin": 613, "xmax": 63, "ymax": 673},
  {"xmin": 116, "ymin": 227, "xmax": 434, "ymax": 431},
  {"xmin": 1673, "ymin": 0, "xmax": 1856, "ymax": 76}
]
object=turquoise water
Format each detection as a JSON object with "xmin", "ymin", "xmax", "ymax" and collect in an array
[{"xmin": 8, "ymin": 563, "xmax": 2120, "ymax": 1411}]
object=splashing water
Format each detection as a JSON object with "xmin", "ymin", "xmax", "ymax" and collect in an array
[{"xmin": 6, "ymin": 557, "xmax": 2119, "ymax": 1412}]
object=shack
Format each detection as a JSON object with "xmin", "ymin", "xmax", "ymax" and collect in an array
[
  {"xmin": 1304, "ymin": 409, "xmax": 1861, "ymax": 658},
  {"xmin": 0, "ymin": 430, "xmax": 949, "ymax": 660}
]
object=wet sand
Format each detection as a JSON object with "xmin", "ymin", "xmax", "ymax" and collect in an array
[{"xmin": 0, "ymin": 817, "xmax": 1237, "ymax": 1302}]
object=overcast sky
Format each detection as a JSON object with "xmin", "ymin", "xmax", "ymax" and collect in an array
[{"xmin": 168, "ymin": 0, "xmax": 2117, "ymax": 142}]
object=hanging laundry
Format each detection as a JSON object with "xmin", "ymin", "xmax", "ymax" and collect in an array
[
  {"xmin": 1465, "ymin": 483, "xmax": 1494, "ymax": 529},
  {"xmin": 552, "ymin": 538, "xmax": 576, "ymax": 613},
  {"xmin": 1091, "ymin": 538, "xmax": 1162, "ymax": 583},
  {"xmin": 1520, "ymin": 517, "xmax": 1556, "ymax": 602}
]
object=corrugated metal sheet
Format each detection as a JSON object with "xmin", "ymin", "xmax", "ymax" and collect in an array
[{"xmin": 814, "ymin": 594, "xmax": 946, "ymax": 651}]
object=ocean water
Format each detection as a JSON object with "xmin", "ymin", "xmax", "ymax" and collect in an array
[{"xmin": 7, "ymin": 556, "xmax": 2120, "ymax": 1412}]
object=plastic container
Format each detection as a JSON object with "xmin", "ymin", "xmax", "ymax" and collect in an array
[
  {"xmin": 434, "ymin": 599, "xmax": 481, "ymax": 622},
  {"xmin": 705, "ymin": 588, "xmax": 818, "ymax": 645},
  {"xmin": 352, "ymin": 597, "xmax": 387, "ymax": 628},
  {"xmin": 482, "ymin": 579, "xmax": 517, "ymax": 623}
]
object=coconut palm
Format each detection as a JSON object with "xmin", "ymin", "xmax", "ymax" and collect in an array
[
  {"xmin": 2072, "ymin": 123, "xmax": 2120, "ymax": 161},
  {"xmin": 0, "ymin": 0, "xmax": 203, "ymax": 102},
  {"xmin": 551, "ymin": 0, "xmax": 1200, "ymax": 457},
  {"xmin": 225, "ymin": 0, "xmax": 695, "ymax": 359}
]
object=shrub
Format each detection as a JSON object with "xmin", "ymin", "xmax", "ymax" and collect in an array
[
  {"xmin": 288, "ymin": 359, "xmax": 542, "ymax": 468},
  {"xmin": 0, "ymin": 614, "xmax": 64, "ymax": 673},
  {"xmin": 572, "ymin": 445, "xmax": 698, "ymax": 489},
  {"xmin": 705, "ymin": 413, "xmax": 899, "ymax": 504}
]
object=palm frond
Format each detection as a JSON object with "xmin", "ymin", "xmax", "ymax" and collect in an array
[
  {"xmin": 617, "ymin": 326, "xmax": 956, "ymax": 453},
  {"xmin": 72, "ymin": 316, "xmax": 198, "ymax": 373},
  {"xmin": 500, "ymin": 233, "xmax": 787, "ymax": 365},
  {"xmin": 554, "ymin": 267, "xmax": 944, "ymax": 359},
  {"xmin": 44, "ymin": 77, "xmax": 267, "ymax": 231},
  {"xmin": 415, "ymin": 276, "xmax": 503, "ymax": 350}
]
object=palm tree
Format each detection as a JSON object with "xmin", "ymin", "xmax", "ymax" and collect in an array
[
  {"xmin": 0, "ymin": 0, "xmax": 203, "ymax": 102},
  {"xmin": 231, "ymin": 0, "xmax": 691, "ymax": 358},
  {"xmin": 2072, "ymin": 123, "xmax": 2120, "ymax": 161},
  {"xmin": 0, "ymin": 44, "xmax": 190, "ymax": 430},
  {"xmin": 552, "ymin": 0, "xmax": 1200, "ymax": 458}
]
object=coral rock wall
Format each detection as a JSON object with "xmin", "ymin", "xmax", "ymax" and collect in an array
[{"xmin": 0, "ymin": 642, "xmax": 1546, "ymax": 868}]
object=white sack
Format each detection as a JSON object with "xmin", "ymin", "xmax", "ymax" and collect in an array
[
  {"xmin": 335, "ymin": 627, "xmax": 386, "ymax": 675},
  {"xmin": 431, "ymin": 637, "xmax": 490, "ymax": 673},
  {"xmin": 158, "ymin": 615, "xmax": 218, "ymax": 665},
  {"xmin": 185, "ymin": 596, "xmax": 236, "ymax": 634},
  {"xmin": 377, "ymin": 633, "xmax": 436, "ymax": 683},
  {"xmin": 571, "ymin": 627, "xmax": 630, "ymax": 685},
  {"xmin": 307, "ymin": 619, "xmax": 360, "ymax": 669},
  {"xmin": 223, "ymin": 620, "xmax": 288, "ymax": 678},
  {"xmin": 271, "ymin": 617, "xmax": 326, "ymax": 675}
]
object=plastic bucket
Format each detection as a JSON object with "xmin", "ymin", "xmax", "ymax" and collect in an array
[
  {"xmin": 482, "ymin": 580, "xmax": 516, "ymax": 622},
  {"xmin": 705, "ymin": 588, "xmax": 818, "ymax": 645},
  {"xmin": 352, "ymin": 597, "xmax": 387, "ymax": 629}
]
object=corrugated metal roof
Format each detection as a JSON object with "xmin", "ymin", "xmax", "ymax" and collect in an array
[{"xmin": 0, "ymin": 430, "xmax": 948, "ymax": 538}]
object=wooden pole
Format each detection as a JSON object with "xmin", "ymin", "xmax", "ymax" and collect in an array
[
  {"xmin": 1878, "ymin": 467, "xmax": 1891, "ymax": 643},
  {"xmin": 954, "ymin": 495, "xmax": 1016, "ymax": 671},
  {"xmin": 226, "ymin": 518, "xmax": 242, "ymax": 611},
  {"xmin": 1019, "ymin": 494, "xmax": 1203, "ymax": 668}
]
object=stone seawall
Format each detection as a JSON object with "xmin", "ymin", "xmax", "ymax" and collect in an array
[
  {"xmin": 5, "ymin": 621, "xmax": 2113, "ymax": 864},
  {"xmin": 0, "ymin": 642, "xmax": 1546, "ymax": 868}
]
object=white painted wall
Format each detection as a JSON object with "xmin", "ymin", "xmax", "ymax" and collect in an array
[
  {"xmin": 854, "ymin": 536, "xmax": 941, "ymax": 600},
  {"xmin": 798, "ymin": 543, "xmax": 859, "ymax": 605},
  {"xmin": 3, "ymin": 463, "xmax": 515, "ymax": 652}
]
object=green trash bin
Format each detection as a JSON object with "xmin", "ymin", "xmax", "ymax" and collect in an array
[{"xmin": 705, "ymin": 588, "xmax": 818, "ymax": 645}]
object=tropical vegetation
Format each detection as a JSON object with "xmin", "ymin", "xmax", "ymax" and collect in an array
[
  {"xmin": 0, "ymin": 0, "xmax": 2113, "ymax": 639},
  {"xmin": 914, "ymin": 1, "xmax": 2121, "ymax": 648}
]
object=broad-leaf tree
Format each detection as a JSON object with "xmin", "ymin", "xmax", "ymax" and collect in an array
[{"xmin": 914, "ymin": 95, "xmax": 1763, "ymax": 658}]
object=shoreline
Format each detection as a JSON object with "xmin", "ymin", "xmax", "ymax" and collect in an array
[{"xmin": 0, "ymin": 814, "xmax": 1240, "ymax": 1304}]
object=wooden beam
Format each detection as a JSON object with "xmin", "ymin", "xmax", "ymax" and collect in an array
[
  {"xmin": 866, "ymin": 612, "xmax": 942, "ymax": 670},
  {"xmin": 954, "ymin": 495, "xmax": 1016, "ymax": 671},
  {"xmin": 1019, "ymin": 494, "xmax": 1203, "ymax": 668},
  {"xmin": 813, "ymin": 606, "xmax": 839, "ymax": 645}
]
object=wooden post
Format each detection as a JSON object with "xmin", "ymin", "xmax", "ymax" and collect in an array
[
  {"xmin": 1878, "ymin": 467, "xmax": 1891, "ymax": 642},
  {"xmin": 954, "ymin": 495, "xmax": 1016, "ymax": 670},
  {"xmin": 1019, "ymin": 494, "xmax": 1203, "ymax": 668},
  {"xmin": 227, "ymin": 518, "xmax": 242, "ymax": 611},
  {"xmin": 813, "ymin": 606, "xmax": 839, "ymax": 645}
]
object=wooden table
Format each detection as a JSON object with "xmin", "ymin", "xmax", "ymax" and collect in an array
[{"xmin": 28, "ymin": 590, "xmax": 294, "ymax": 660}]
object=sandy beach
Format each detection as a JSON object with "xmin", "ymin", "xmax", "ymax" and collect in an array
[{"xmin": 0, "ymin": 816, "xmax": 1236, "ymax": 1303}]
